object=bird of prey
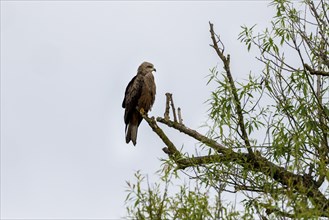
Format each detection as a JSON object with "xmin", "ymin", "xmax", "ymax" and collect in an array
[{"xmin": 122, "ymin": 62, "xmax": 156, "ymax": 146}]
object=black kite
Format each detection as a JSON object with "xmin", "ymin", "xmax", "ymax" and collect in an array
[{"xmin": 122, "ymin": 62, "xmax": 156, "ymax": 145}]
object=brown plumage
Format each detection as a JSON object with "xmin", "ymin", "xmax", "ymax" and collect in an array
[{"xmin": 122, "ymin": 62, "xmax": 156, "ymax": 146}]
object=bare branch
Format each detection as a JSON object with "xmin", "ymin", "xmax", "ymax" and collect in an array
[
  {"xmin": 165, "ymin": 93, "xmax": 178, "ymax": 122},
  {"xmin": 177, "ymin": 107, "xmax": 184, "ymax": 124},
  {"xmin": 157, "ymin": 116, "xmax": 229, "ymax": 154},
  {"xmin": 139, "ymin": 109, "xmax": 181, "ymax": 162},
  {"xmin": 164, "ymin": 93, "xmax": 171, "ymax": 121}
]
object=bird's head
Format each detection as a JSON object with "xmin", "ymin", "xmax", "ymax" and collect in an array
[{"xmin": 138, "ymin": 62, "xmax": 156, "ymax": 76}]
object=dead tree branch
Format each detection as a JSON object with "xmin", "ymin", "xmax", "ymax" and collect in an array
[
  {"xmin": 139, "ymin": 109, "xmax": 181, "ymax": 161},
  {"xmin": 164, "ymin": 93, "xmax": 171, "ymax": 121},
  {"xmin": 177, "ymin": 107, "xmax": 183, "ymax": 124},
  {"xmin": 164, "ymin": 93, "xmax": 178, "ymax": 122}
]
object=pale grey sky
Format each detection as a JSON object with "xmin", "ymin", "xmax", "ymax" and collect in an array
[{"xmin": 1, "ymin": 1, "xmax": 274, "ymax": 219}]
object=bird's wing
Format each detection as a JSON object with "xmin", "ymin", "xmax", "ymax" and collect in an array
[{"xmin": 122, "ymin": 75, "xmax": 143, "ymax": 124}]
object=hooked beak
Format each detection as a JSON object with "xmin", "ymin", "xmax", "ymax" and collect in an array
[{"xmin": 153, "ymin": 68, "xmax": 157, "ymax": 72}]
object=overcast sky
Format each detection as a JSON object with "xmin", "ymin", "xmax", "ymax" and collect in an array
[{"xmin": 1, "ymin": 1, "xmax": 275, "ymax": 219}]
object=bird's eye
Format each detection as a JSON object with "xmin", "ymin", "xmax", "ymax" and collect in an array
[{"xmin": 147, "ymin": 65, "xmax": 153, "ymax": 68}]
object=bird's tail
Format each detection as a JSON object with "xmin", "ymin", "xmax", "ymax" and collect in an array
[{"xmin": 126, "ymin": 124, "xmax": 138, "ymax": 146}]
